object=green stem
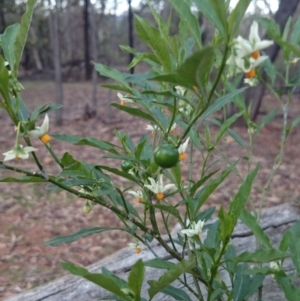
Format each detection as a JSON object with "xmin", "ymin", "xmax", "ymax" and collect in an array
[
  {"xmin": 177, "ymin": 44, "xmax": 230, "ymax": 147},
  {"xmin": 45, "ymin": 143, "xmax": 64, "ymax": 169}
]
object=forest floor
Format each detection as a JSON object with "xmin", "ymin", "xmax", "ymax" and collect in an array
[{"xmin": 0, "ymin": 81, "xmax": 300, "ymax": 300}]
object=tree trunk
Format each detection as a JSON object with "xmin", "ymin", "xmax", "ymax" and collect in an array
[
  {"xmin": 49, "ymin": 0, "xmax": 63, "ymax": 126},
  {"xmin": 84, "ymin": 0, "xmax": 91, "ymax": 80},
  {"xmin": 228, "ymin": 0, "xmax": 300, "ymax": 123},
  {"xmin": 29, "ymin": 27, "xmax": 43, "ymax": 71},
  {"xmin": 128, "ymin": 0, "xmax": 134, "ymax": 74},
  {"xmin": 90, "ymin": 1, "xmax": 98, "ymax": 114}
]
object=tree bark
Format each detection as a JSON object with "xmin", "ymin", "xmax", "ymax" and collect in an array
[
  {"xmin": 128, "ymin": 0, "xmax": 134, "ymax": 74},
  {"xmin": 49, "ymin": 0, "xmax": 63, "ymax": 126},
  {"xmin": 84, "ymin": 0, "xmax": 91, "ymax": 80}
]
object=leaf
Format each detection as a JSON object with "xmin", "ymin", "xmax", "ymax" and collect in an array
[
  {"xmin": 193, "ymin": 0, "xmax": 228, "ymax": 39},
  {"xmin": 168, "ymin": 0, "xmax": 202, "ymax": 48},
  {"xmin": 14, "ymin": 0, "xmax": 38, "ymax": 75},
  {"xmin": 43, "ymin": 227, "xmax": 115, "ymax": 246},
  {"xmin": 134, "ymin": 15, "xmax": 172, "ymax": 72},
  {"xmin": 128, "ymin": 259, "xmax": 145, "ymax": 301},
  {"xmin": 51, "ymin": 134, "xmax": 119, "ymax": 154},
  {"xmin": 279, "ymin": 231, "xmax": 290, "ymax": 252},
  {"xmin": 229, "ymin": 164, "xmax": 260, "ymax": 227},
  {"xmin": 100, "ymin": 84, "xmax": 132, "ymax": 94},
  {"xmin": 235, "ymin": 249, "xmax": 289, "ymax": 263},
  {"xmin": 190, "ymin": 169, "xmax": 219, "ymax": 197},
  {"xmin": 0, "ymin": 24, "xmax": 19, "ymax": 70},
  {"xmin": 275, "ymin": 276, "xmax": 300, "ymax": 301},
  {"xmin": 197, "ymin": 88, "xmax": 247, "ymax": 124},
  {"xmin": 110, "ymin": 103, "xmax": 157, "ymax": 124},
  {"xmin": 148, "ymin": 259, "xmax": 197, "ymax": 300},
  {"xmin": 228, "ymin": 0, "xmax": 252, "ymax": 36},
  {"xmin": 61, "ymin": 262, "xmax": 130, "ymax": 300},
  {"xmin": 144, "ymin": 258, "xmax": 175, "ymax": 270},
  {"xmin": 0, "ymin": 55, "xmax": 10, "ymax": 103},
  {"xmin": 218, "ymin": 206, "xmax": 234, "ymax": 243},
  {"xmin": 152, "ymin": 204, "xmax": 180, "ymax": 219},
  {"xmin": 212, "ymin": 111, "xmax": 244, "ymax": 146},
  {"xmin": 0, "ymin": 176, "xmax": 46, "ymax": 183},
  {"xmin": 161, "ymin": 285, "xmax": 192, "ymax": 301},
  {"xmin": 289, "ymin": 221, "xmax": 300, "ymax": 274},
  {"xmin": 240, "ymin": 209, "xmax": 272, "ymax": 249},
  {"xmin": 193, "ymin": 163, "xmax": 236, "ymax": 216},
  {"xmin": 96, "ymin": 165, "xmax": 140, "ymax": 184},
  {"xmin": 232, "ymin": 264, "xmax": 250, "ymax": 301},
  {"xmin": 256, "ymin": 108, "xmax": 279, "ymax": 134},
  {"xmin": 94, "ymin": 63, "xmax": 130, "ymax": 87}
]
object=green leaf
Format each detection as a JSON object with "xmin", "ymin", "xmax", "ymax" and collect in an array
[
  {"xmin": 227, "ymin": 128, "xmax": 245, "ymax": 147},
  {"xmin": 279, "ymin": 230, "xmax": 290, "ymax": 252},
  {"xmin": 193, "ymin": 163, "xmax": 236, "ymax": 216},
  {"xmin": 275, "ymin": 276, "xmax": 300, "ymax": 301},
  {"xmin": 14, "ymin": 0, "xmax": 37, "ymax": 75},
  {"xmin": 134, "ymin": 15, "xmax": 172, "ymax": 72},
  {"xmin": 0, "ymin": 24, "xmax": 19, "ymax": 70},
  {"xmin": 240, "ymin": 209, "xmax": 272, "ymax": 249},
  {"xmin": 197, "ymin": 88, "xmax": 247, "ymax": 124},
  {"xmin": 161, "ymin": 285, "xmax": 192, "ymax": 301},
  {"xmin": 229, "ymin": 164, "xmax": 259, "ymax": 226},
  {"xmin": 235, "ymin": 249, "xmax": 289, "ymax": 263},
  {"xmin": 190, "ymin": 170, "xmax": 219, "ymax": 197},
  {"xmin": 94, "ymin": 63, "xmax": 130, "ymax": 88},
  {"xmin": 218, "ymin": 206, "xmax": 234, "ymax": 243},
  {"xmin": 168, "ymin": 0, "xmax": 202, "ymax": 48},
  {"xmin": 152, "ymin": 204, "xmax": 180, "ymax": 219},
  {"xmin": 52, "ymin": 134, "xmax": 119, "ymax": 154},
  {"xmin": 110, "ymin": 103, "xmax": 157, "ymax": 124},
  {"xmin": 43, "ymin": 227, "xmax": 115, "ymax": 246},
  {"xmin": 128, "ymin": 259, "xmax": 145, "ymax": 301},
  {"xmin": 256, "ymin": 108, "xmax": 279, "ymax": 134},
  {"xmin": 96, "ymin": 165, "xmax": 140, "ymax": 184},
  {"xmin": 144, "ymin": 258, "xmax": 175, "ymax": 270},
  {"xmin": 263, "ymin": 59, "xmax": 277, "ymax": 85},
  {"xmin": 171, "ymin": 163, "xmax": 181, "ymax": 187},
  {"xmin": 61, "ymin": 262, "xmax": 130, "ymax": 300},
  {"xmin": 289, "ymin": 221, "xmax": 300, "ymax": 274},
  {"xmin": 232, "ymin": 264, "xmax": 251, "ymax": 301},
  {"xmin": 148, "ymin": 259, "xmax": 197, "ymax": 300},
  {"xmin": 128, "ymin": 53, "xmax": 160, "ymax": 69},
  {"xmin": 212, "ymin": 111, "xmax": 244, "ymax": 146},
  {"xmin": 0, "ymin": 175, "xmax": 46, "ymax": 183},
  {"xmin": 100, "ymin": 84, "xmax": 132, "ymax": 94},
  {"xmin": 290, "ymin": 16, "xmax": 300, "ymax": 45},
  {"xmin": 193, "ymin": 0, "xmax": 228, "ymax": 39},
  {"xmin": 0, "ymin": 55, "xmax": 10, "ymax": 103},
  {"xmin": 228, "ymin": 0, "xmax": 252, "ymax": 36}
]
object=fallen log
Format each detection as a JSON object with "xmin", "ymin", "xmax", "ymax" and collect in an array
[{"xmin": 4, "ymin": 203, "xmax": 300, "ymax": 301}]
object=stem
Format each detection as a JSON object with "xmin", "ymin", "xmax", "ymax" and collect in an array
[
  {"xmin": 160, "ymin": 209, "xmax": 178, "ymax": 253},
  {"xmin": 177, "ymin": 44, "xmax": 230, "ymax": 146},
  {"xmin": 45, "ymin": 143, "xmax": 64, "ymax": 169}
]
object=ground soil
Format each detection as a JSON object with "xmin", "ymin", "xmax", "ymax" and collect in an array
[{"xmin": 0, "ymin": 81, "xmax": 299, "ymax": 300}]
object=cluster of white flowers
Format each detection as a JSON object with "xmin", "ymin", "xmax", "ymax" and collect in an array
[{"xmin": 227, "ymin": 21, "xmax": 273, "ymax": 86}]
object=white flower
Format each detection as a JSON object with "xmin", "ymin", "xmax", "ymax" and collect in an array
[
  {"xmin": 291, "ymin": 57, "xmax": 300, "ymax": 65},
  {"xmin": 270, "ymin": 261, "xmax": 280, "ymax": 270},
  {"xmin": 128, "ymin": 242, "xmax": 146, "ymax": 254},
  {"xmin": 226, "ymin": 21, "xmax": 273, "ymax": 85},
  {"xmin": 144, "ymin": 174, "xmax": 175, "ymax": 200},
  {"xmin": 181, "ymin": 220, "xmax": 205, "ymax": 238},
  {"xmin": 146, "ymin": 124, "xmax": 160, "ymax": 135},
  {"xmin": 117, "ymin": 92, "xmax": 133, "ymax": 105},
  {"xmin": 127, "ymin": 190, "xmax": 143, "ymax": 203},
  {"xmin": 27, "ymin": 114, "xmax": 51, "ymax": 144},
  {"xmin": 3, "ymin": 144, "xmax": 38, "ymax": 162},
  {"xmin": 175, "ymin": 86, "xmax": 186, "ymax": 96},
  {"xmin": 178, "ymin": 137, "xmax": 190, "ymax": 161},
  {"xmin": 234, "ymin": 22, "xmax": 273, "ymax": 59}
]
